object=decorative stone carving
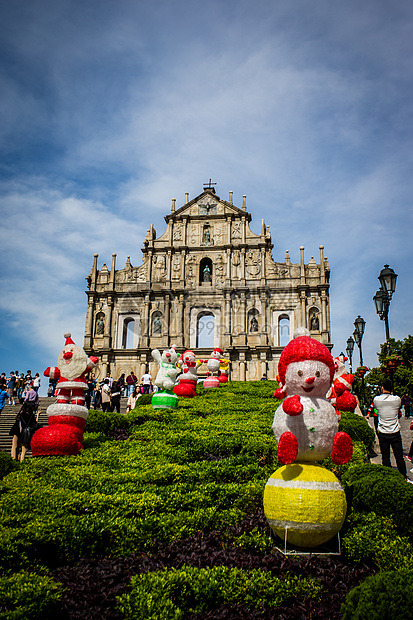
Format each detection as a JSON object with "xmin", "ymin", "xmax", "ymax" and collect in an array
[
  {"xmin": 153, "ymin": 254, "xmax": 166, "ymax": 281},
  {"xmin": 232, "ymin": 250, "xmax": 241, "ymax": 279},
  {"xmin": 171, "ymin": 255, "xmax": 181, "ymax": 280},
  {"xmin": 232, "ymin": 222, "xmax": 242, "ymax": 240},
  {"xmin": 215, "ymin": 254, "xmax": 226, "ymax": 287},
  {"xmin": 246, "ymin": 249, "xmax": 261, "ymax": 279},
  {"xmin": 186, "ymin": 254, "xmax": 196, "ymax": 286},
  {"xmin": 173, "ymin": 224, "xmax": 182, "ymax": 241}
]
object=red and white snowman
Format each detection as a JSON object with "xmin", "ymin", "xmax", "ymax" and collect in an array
[
  {"xmin": 328, "ymin": 355, "xmax": 357, "ymax": 415},
  {"xmin": 174, "ymin": 349, "xmax": 198, "ymax": 398},
  {"xmin": 31, "ymin": 332, "xmax": 98, "ymax": 457},
  {"xmin": 272, "ymin": 328, "xmax": 353, "ymax": 465}
]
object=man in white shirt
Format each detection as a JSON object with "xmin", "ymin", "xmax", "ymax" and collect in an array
[
  {"xmin": 141, "ymin": 371, "xmax": 152, "ymax": 394},
  {"xmin": 374, "ymin": 380, "xmax": 407, "ymax": 478}
]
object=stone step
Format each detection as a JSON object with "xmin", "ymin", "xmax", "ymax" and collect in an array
[{"xmin": 0, "ymin": 397, "xmax": 128, "ymax": 458}]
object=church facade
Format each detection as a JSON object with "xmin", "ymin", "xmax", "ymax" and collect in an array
[{"xmin": 84, "ymin": 184, "xmax": 331, "ymax": 381}]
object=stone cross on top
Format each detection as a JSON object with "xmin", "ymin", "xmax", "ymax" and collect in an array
[{"xmin": 203, "ymin": 179, "xmax": 217, "ymax": 191}]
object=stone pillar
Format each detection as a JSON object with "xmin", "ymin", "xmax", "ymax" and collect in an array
[
  {"xmin": 239, "ymin": 360, "xmax": 246, "ymax": 381},
  {"xmin": 103, "ymin": 296, "xmax": 113, "ymax": 349},
  {"xmin": 91, "ymin": 253, "xmax": 98, "ymax": 290},
  {"xmin": 163, "ymin": 295, "xmax": 170, "ymax": 346},
  {"xmin": 240, "ymin": 248, "xmax": 246, "ymax": 281},
  {"xmin": 300, "ymin": 246, "xmax": 305, "ymax": 284},
  {"xmin": 224, "ymin": 291, "xmax": 231, "ymax": 348},
  {"xmin": 176, "ymin": 294, "xmax": 184, "ymax": 348},
  {"xmin": 319, "ymin": 245, "xmax": 325, "ymax": 283},
  {"xmin": 84, "ymin": 295, "xmax": 95, "ymax": 349},
  {"xmin": 110, "ymin": 253, "xmax": 116, "ymax": 289},
  {"xmin": 300, "ymin": 291, "xmax": 307, "ymax": 328},
  {"xmin": 260, "ymin": 292, "xmax": 268, "ymax": 345},
  {"xmin": 142, "ymin": 293, "xmax": 150, "ymax": 347}
]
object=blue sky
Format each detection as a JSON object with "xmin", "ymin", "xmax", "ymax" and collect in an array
[{"xmin": 1, "ymin": 0, "xmax": 413, "ymax": 392}]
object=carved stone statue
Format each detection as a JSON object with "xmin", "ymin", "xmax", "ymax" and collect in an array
[
  {"xmin": 204, "ymin": 228, "xmax": 211, "ymax": 245},
  {"xmin": 311, "ymin": 313, "xmax": 319, "ymax": 331},
  {"xmin": 153, "ymin": 316, "xmax": 162, "ymax": 334},
  {"xmin": 96, "ymin": 316, "xmax": 104, "ymax": 335},
  {"xmin": 250, "ymin": 316, "xmax": 259, "ymax": 332},
  {"xmin": 203, "ymin": 264, "xmax": 212, "ymax": 282}
]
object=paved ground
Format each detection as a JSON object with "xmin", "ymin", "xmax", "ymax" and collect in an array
[{"xmin": 366, "ymin": 413, "xmax": 413, "ymax": 481}]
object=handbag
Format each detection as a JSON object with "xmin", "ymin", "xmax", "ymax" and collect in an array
[{"xmin": 410, "ymin": 420, "xmax": 413, "ymax": 431}]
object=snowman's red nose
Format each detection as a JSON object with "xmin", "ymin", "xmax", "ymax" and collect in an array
[
  {"xmin": 166, "ymin": 352, "xmax": 171, "ymax": 358},
  {"xmin": 305, "ymin": 376, "xmax": 315, "ymax": 384},
  {"xmin": 63, "ymin": 351, "xmax": 73, "ymax": 360}
]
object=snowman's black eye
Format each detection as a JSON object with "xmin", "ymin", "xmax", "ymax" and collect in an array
[
  {"xmin": 298, "ymin": 370, "xmax": 303, "ymax": 376},
  {"xmin": 315, "ymin": 371, "xmax": 320, "ymax": 377}
]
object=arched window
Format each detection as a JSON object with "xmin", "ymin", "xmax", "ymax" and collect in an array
[
  {"xmin": 122, "ymin": 318, "xmax": 135, "ymax": 349},
  {"xmin": 197, "ymin": 312, "xmax": 215, "ymax": 348},
  {"xmin": 278, "ymin": 315, "xmax": 290, "ymax": 347},
  {"xmin": 199, "ymin": 257, "xmax": 213, "ymax": 285}
]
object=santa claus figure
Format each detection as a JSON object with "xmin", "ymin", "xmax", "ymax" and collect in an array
[
  {"xmin": 328, "ymin": 355, "xmax": 357, "ymax": 415},
  {"xmin": 272, "ymin": 328, "xmax": 353, "ymax": 465},
  {"xmin": 31, "ymin": 333, "xmax": 98, "ymax": 457}
]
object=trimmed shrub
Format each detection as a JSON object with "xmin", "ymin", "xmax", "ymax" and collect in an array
[
  {"xmin": 0, "ymin": 570, "xmax": 64, "ymax": 619},
  {"xmin": 341, "ymin": 570, "xmax": 413, "ymax": 620},
  {"xmin": 0, "ymin": 453, "xmax": 20, "ymax": 480},
  {"xmin": 338, "ymin": 411, "xmax": 375, "ymax": 450},
  {"xmin": 341, "ymin": 463, "xmax": 413, "ymax": 536},
  {"xmin": 133, "ymin": 394, "xmax": 152, "ymax": 406},
  {"xmin": 84, "ymin": 410, "xmax": 129, "ymax": 434},
  {"xmin": 342, "ymin": 511, "xmax": 413, "ymax": 569},
  {"xmin": 117, "ymin": 565, "xmax": 323, "ymax": 619}
]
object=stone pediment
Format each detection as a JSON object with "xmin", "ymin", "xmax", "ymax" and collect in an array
[{"xmin": 165, "ymin": 189, "xmax": 249, "ymax": 223}]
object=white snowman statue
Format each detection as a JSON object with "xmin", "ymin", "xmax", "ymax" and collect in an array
[
  {"xmin": 272, "ymin": 328, "xmax": 353, "ymax": 465},
  {"xmin": 151, "ymin": 345, "xmax": 180, "ymax": 409}
]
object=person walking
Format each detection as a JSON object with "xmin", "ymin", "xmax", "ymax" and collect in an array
[
  {"xmin": 110, "ymin": 380, "xmax": 121, "ymax": 413},
  {"xmin": 33, "ymin": 373, "xmax": 41, "ymax": 393},
  {"xmin": 126, "ymin": 371, "xmax": 137, "ymax": 396},
  {"xmin": 402, "ymin": 393, "xmax": 412, "ymax": 419},
  {"xmin": 7, "ymin": 372, "xmax": 17, "ymax": 406},
  {"xmin": 101, "ymin": 379, "xmax": 111, "ymax": 412},
  {"xmin": 374, "ymin": 380, "xmax": 408, "ymax": 480},
  {"xmin": 141, "ymin": 371, "xmax": 152, "ymax": 395},
  {"xmin": 10, "ymin": 401, "xmax": 40, "ymax": 462},
  {"xmin": 126, "ymin": 386, "xmax": 140, "ymax": 413},
  {"xmin": 0, "ymin": 386, "xmax": 7, "ymax": 418}
]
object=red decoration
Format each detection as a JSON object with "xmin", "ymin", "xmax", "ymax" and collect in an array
[
  {"xmin": 282, "ymin": 395, "xmax": 304, "ymax": 417},
  {"xmin": 331, "ymin": 431, "xmax": 354, "ymax": 465},
  {"xmin": 277, "ymin": 432, "xmax": 299, "ymax": 464}
]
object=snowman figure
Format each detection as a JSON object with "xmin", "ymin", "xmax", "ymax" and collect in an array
[
  {"xmin": 272, "ymin": 328, "xmax": 353, "ymax": 465},
  {"xmin": 206, "ymin": 348, "xmax": 225, "ymax": 374},
  {"xmin": 174, "ymin": 350, "xmax": 198, "ymax": 398},
  {"xmin": 152, "ymin": 345, "xmax": 180, "ymax": 391}
]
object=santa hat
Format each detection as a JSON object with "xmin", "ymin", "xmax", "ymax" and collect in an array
[
  {"xmin": 64, "ymin": 332, "xmax": 75, "ymax": 346},
  {"xmin": 212, "ymin": 348, "xmax": 224, "ymax": 355},
  {"xmin": 277, "ymin": 328, "xmax": 335, "ymax": 384}
]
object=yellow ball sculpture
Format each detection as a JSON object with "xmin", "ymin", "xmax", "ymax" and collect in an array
[{"xmin": 263, "ymin": 462, "xmax": 347, "ymax": 548}]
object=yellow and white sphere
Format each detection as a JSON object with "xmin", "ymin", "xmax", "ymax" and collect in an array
[{"xmin": 263, "ymin": 462, "xmax": 347, "ymax": 548}]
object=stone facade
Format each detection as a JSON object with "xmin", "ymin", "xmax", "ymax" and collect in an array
[{"xmin": 84, "ymin": 186, "xmax": 331, "ymax": 381}]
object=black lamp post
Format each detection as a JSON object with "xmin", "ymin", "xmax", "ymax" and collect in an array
[
  {"xmin": 346, "ymin": 336, "xmax": 355, "ymax": 373},
  {"xmin": 373, "ymin": 264, "xmax": 398, "ymax": 356},
  {"xmin": 353, "ymin": 315, "xmax": 366, "ymax": 414}
]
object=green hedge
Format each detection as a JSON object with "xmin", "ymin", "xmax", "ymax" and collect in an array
[
  {"xmin": 117, "ymin": 566, "xmax": 323, "ymax": 619},
  {"xmin": 338, "ymin": 411, "xmax": 375, "ymax": 450},
  {"xmin": 342, "ymin": 511, "xmax": 413, "ymax": 569},
  {"xmin": 341, "ymin": 463, "xmax": 413, "ymax": 536},
  {"xmin": 0, "ymin": 453, "xmax": 20, "ymax": 480},
  {"xmin": 341, "ymin": 570, "xmax": 413, "ymax": 620},
  {"xmin": 0, "ymin": 570, "xmax": 63, "ymax": 619}
]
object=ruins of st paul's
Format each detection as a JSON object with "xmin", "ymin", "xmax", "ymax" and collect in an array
[{"xmin": 84, "ymin": 184, "xmax": 331, "ymax": 381}]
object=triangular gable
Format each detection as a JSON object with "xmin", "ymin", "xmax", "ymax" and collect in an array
[{"xmin": 165, "ymin": 189, "xmax": 248, "ymax": 223}]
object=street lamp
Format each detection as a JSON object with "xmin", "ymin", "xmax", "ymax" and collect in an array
[
  {"xmin": 373, "ymin": 264, "xmax": 398, "ymax": 354},
  {"xmin": 346, "ymin": 336, "xmax": 355, "ymax": 373},
  {"xmin": 353, "ymin": 315, "xmax": 366, "ymax": 414}
]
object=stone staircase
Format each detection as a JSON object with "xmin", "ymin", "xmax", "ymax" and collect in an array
[
  {"xmin": 0, "ymin": 397, "xmax": 49, "ymax": 458},
  {"xmin": 0, "ymin": 396, "xmax": 129, "ymax": 459}
]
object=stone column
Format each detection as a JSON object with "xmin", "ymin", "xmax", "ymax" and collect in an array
[
  {"xmin": 239, "ymin": 360, "xmax": 246, "ymax": 381},
  {"xmin": 176, "ymin": 294, "xmax": 184, "ymax": 348},
  {"xmin": 142, "ymin": 293, "xmax": 150, "ymax": 347},
  {"xmin": 300, "ymin": 291, "xmax": 307, "ymax": 329},
  {"xmin": 84, "ymin": 295, "xmax": 95, "ymax": 349},
  {"xmin": 103, "ymin": 296, "xmax": 113, "ymax": 349},
  {"xmin": 224, "ymin": 291, "xmax": 231, "ymax": 348},
  {"xmin": 163, "ymin": 295, "xmax": 170, "ymax": 347},
  {"xmin": 260, "ymin": 292, "xmax": 268, "ymax": 345}
]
